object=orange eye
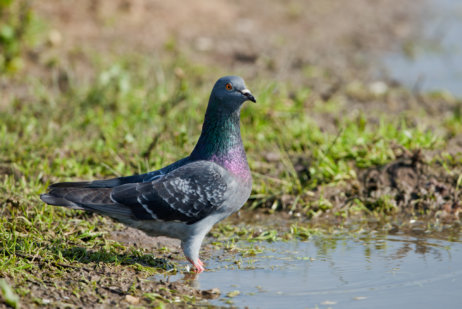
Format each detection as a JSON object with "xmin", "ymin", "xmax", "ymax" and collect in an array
[{"xmin": 225, "ymin": 83, "xmax": 233, "ymax": 90}]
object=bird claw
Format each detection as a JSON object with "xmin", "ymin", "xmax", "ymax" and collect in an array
[
  {"xmin": 193, "ymin": 261, "xmax": 205, "ymax": 274},
  {"xmin": 187, "ymin": 258, "xmax": 205, "ymax": 274}
]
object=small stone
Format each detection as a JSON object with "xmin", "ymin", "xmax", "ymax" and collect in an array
[
  {"xmin": 201, "ymin": 288, "xmax": 221, "ymax": 299},
  {"xmin": 125, "ymin": 295, "xmax": 140, "ymax": 304},
  {"xmin": 48, "ymin": 30, "xmax": 62, "ymax": 46},
  {"xmin": 264, "ymin": 152, "xmax": 281, "ymax": 161},
  {"xmin": 369, "ymin": 81, "xmax": 388, "ymax": 95}
]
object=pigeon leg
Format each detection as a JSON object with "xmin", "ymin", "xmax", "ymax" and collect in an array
[{"xmin": 187, "ymin": 257, "xmax": 205, "ymax": 273}]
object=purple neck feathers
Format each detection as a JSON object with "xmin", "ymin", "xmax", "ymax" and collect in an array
[{"xmin": 190, "ymin": 107, "xmax": 251, "ymax": 181}]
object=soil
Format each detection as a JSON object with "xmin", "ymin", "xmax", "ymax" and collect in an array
[
  {"xmin": 109, "ymin": 228, "xmax": 181, "ymax": 251},
  {"xmin": 28, "ymin": 0, "xmax": 421, "ymax": 82},
  {"xmin": 11, "ymin": 257, "xmax": 220, "ymax": 308},
  {"xmin": 345, "ymin": 150, "xmax": 460, "ymax": 222},
  {"xmin": 255, "ymin": 147, "xmax": 462, "ymax": 223}
]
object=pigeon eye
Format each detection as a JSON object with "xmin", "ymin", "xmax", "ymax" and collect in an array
[{"xmin": 225, "ymin": 83, "xmax": 233, "ymax": 91}]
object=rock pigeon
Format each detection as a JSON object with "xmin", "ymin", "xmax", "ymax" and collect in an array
[{"xmin": 40, "ymin": 76, "xmax": 255, "ymax": 273}]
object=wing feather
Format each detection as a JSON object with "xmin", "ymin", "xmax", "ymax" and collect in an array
[{"xmin": 111, "ymin": 161, "xmax": 232, "ymax": 224}]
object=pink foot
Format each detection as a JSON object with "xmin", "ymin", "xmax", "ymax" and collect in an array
[{"xmin": 187, "ymin": 258, "xmax": 205, "ymax": 274}]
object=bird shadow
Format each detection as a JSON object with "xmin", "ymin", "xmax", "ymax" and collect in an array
[{"xmin": 50, "ymin": 244, "xmax": 176, "ymax": 271}]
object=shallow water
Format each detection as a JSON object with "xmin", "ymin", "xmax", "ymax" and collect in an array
[
  {"xmin": 156, "ymin": 233, "xmax": 462, "ymax": 308},
  {"xmin": 382, "ymin": 0, "xmax": 462, "ymax": 96}
]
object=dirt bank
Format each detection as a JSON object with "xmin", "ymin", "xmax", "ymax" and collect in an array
[{"xmin": 31, "ymin": 0, "xmax": 420, "ymax": 81}]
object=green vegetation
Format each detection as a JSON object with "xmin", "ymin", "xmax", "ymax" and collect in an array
[
  {"xmin": 0, "ymin": 0, "xmax": 34, "ymax": 73},
  {"xmin": 0, "ymin": 279, "xmax": 19, "ymax": 309}
]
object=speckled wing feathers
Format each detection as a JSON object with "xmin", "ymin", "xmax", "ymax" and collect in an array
[{"xmin": 111, "ymin": 161, "xmax": 230, "ymax": 224}]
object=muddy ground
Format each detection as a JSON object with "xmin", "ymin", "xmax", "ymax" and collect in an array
[
  {"xmin": 1, "ymin": 0, "xmax": 462, "ymax": 308},
  {"xmin": 276, "ymin": 148, "xmax": 462, "ymax": 223}
]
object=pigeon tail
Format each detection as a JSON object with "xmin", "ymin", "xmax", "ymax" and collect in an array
[
  {"xmin": 40, "ymin": 193, "xmax": 84, "ymax": 209},
  {"xmin": 40, "ymin": 186, "xmax": 133, "ymax": 218}
]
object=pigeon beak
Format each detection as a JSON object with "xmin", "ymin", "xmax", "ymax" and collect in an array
[{"xmin": 241, "ymin": 89, "xmax": 256, "ymax": 103}]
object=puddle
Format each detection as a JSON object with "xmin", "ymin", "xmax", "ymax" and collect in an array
[
  {"xmin": 382, "ymin": 0, "xmax": 462, "ymax": 96},
  {"xmin": 154, "ymin": 233, "xmax": 462, "ymax": 308}
]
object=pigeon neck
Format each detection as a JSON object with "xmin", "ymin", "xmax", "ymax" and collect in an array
[{"xmin": 191, "ymin": 106, "xmax": 250, "ymax": 180}]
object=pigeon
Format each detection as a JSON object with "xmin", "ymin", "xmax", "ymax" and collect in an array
[{"xmin": 40, "ymin": 76, "xmax": 255, "ymax": 273}]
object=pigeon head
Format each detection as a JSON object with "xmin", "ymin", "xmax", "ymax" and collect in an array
[{"xmin": 209, "ymin": 76, "xmax": 256, "ymax": 113}]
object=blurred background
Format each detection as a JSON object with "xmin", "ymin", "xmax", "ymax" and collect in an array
[
  {"xmin": 0, "ymin": 0, "xmax": 426, "ymax": 88},
  {"xmin": 2, "ymin": 0, "xmax": 461, "ymax": 103}
]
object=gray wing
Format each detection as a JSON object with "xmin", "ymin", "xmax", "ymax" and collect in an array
[
  {"xmin": 110, "ymin": 161, "xmax": 233, "ymax": 224},
  {"xmin": 47, "ymin": 157, "xmax": 192, "ymax": 188}
]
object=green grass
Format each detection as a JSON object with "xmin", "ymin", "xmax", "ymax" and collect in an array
[
  {"xmin": 0, "ymin": 59, "xmax": 442, "ymax": 213},
  {"xmin": 0, "ymin": 0, "xmax": 37, "ymax": 73},
  {"xmin": 0, "ymin": 58, "xmax": 451, "ymax": 241}
]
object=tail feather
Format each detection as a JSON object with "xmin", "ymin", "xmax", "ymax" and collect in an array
[
  {"xmin": 40, "ymin": 185, "xmax": 133, "ymax": 218},
  {"xmin": 40, "ymin": 193, "xmax": 84, "ymax": 209}
]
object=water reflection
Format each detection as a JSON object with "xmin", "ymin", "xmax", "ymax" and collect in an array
[
  {"xmin": 192, "ymin": 233, "xmax": 462, "ymax": 308},
  {"xmin": 382, "ymin": 0, "xmax": 462, "ymax": 96}
]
